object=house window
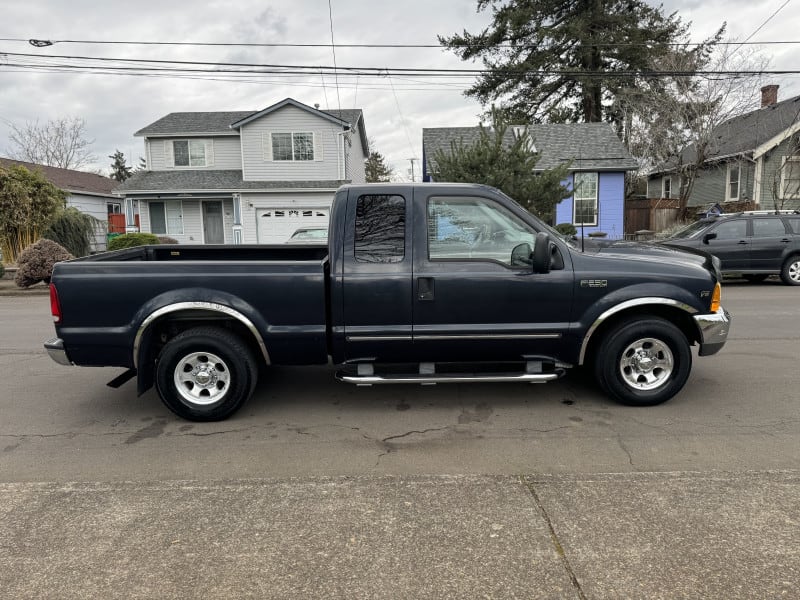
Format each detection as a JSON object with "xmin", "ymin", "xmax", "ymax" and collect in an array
[
  {"xmin": 662, "ymin": 176, "xmax": 672, "ymax": 198},
  {"xmin": 171, "ymin": 140, "xmax": 210, "ymax": 167},
  {"xmin": 148, "ymin": 201, "xmax": 183, "ymax": 235},
  {"xmin": 107, "ymin": 202, "xmax": 122, "ymax": 214},
  {"xmin": 780, "ymin": 156, "xmax": 800, "ymax": 199},
  {"xmin": 573, "ymin": 172, "xmax": 598, "ymax": 226},
  {"xmin": 271, "ymin": 132, "xmax": 315, "ymax": 161},
  {"xmin": 727, "ymin": 162, "xmax": 741, "ymax": 200}
]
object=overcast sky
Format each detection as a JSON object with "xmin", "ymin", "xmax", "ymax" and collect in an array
[{"xmin": 1, "ymin": 0, "xmax": 798, "ymax": 179}]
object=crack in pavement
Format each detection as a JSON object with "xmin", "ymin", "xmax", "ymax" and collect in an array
[{"xmin": 382, "ymin": 427, "xmax": 450, "ymax": 443}]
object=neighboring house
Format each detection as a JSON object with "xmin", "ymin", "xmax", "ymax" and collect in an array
[
  {"xmin": 0, "ymin": 157, "xmax": 117, "ymax": 252},
  {"xmin": 647, "ymin": 85, "xmax": 800, "ymax": 211},
  {"xmin": 422, "ymin": 123, "xmax": 638, "ymax": 238},
  {"xmin": 115, "ymin": 98, "xmax": 368, "ymax": 244}
]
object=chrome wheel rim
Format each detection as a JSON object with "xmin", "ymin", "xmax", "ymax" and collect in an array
[
  {"xmin": 619, "ymin": 337, "xmax": 674, "ymax": 391},
  {"xmin": 788, "ymin": 260, "xmax": 800, "ymax": 283},
  {"xmin": 173, "ymin": 351, "xmax": 230, "ymax": 406}
]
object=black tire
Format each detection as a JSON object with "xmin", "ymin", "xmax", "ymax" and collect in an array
[
  {"xmin": 155, "ymin": 326, "xmax": 258, "ymax": 421},
  {"xmin": 594, "ymin": 318, "xmax": 692, "ymax": 407},
  {"xmin": 742, "ymin": 274, "xmax": 768, "ymax": 283},
  {"xmin": 780, "ymin": 256, "xmax": 800, "ymax": 286}
]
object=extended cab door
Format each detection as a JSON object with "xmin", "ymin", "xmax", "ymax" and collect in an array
[
  {"xmin": 411, "ymin": 188, "xmax": 574, "ymax": 362},
  {"xmin": 338, "ymin": 189, "xmax": 414, "ymax": 362}
]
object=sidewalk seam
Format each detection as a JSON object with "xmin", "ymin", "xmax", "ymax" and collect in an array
[{"xmin": 521, "ymin": 476, "xmax": 587, "ymax": 600}]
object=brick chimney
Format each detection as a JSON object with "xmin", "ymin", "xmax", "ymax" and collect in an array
[{"xmin": 761, "ymin": 84, "xmax": 779, "ymax": 108}]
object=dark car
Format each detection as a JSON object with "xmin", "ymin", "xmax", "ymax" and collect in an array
[{"xmin": 659, "ymin": 211, "xmax": 800, "ymax": 285}]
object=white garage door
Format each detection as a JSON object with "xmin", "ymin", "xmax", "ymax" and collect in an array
[{"xmin": 256, "ymin": 208, "xmax": 330, "ymax": 244}]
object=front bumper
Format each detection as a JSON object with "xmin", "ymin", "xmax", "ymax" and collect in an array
[
  {"xmin": 44, "ymin": 337, "xmax": 72, "ymax": 366},
  {"xmin": 693, "ymin": 306, "xmax": 731, "ymax": 356}
]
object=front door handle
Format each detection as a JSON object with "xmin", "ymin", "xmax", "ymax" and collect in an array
[{"xmin": 418, "ymin": 277, "xmax": 435, "ymax": 301}]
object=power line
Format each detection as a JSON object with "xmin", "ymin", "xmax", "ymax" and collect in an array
[{"xmin": 327, "ymin": 0, "xmax": 342, "ymax": 112}]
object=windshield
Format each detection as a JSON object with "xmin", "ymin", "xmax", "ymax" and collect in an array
[{"xmin": 666, "ymin": 221, "xmax": 713, "ymax": 240}]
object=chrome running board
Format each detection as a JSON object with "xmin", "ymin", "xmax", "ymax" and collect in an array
[{"xmin": 336, "ymin": 371, "xmax": 562, "ymax": 386}]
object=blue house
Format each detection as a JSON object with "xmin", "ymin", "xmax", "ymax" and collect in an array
[{"xmin": 422, "ymin": 123, "xmax": 638, "ymax": 238}]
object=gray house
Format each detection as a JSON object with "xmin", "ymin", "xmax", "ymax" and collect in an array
[
  {"xmin": 423, "ymin": 123, "xmax": 638, "ymax": 237},
  {"xmin": 0, "ymin": 158, "xmax": 117, "ymax": 252},
  {"xmin": 647, "ymin": 86, "xmax": 800, "ymax": 211},
  {"xmin": 116, "ymin": 98, "xmax": 368, "ymax": 244}
]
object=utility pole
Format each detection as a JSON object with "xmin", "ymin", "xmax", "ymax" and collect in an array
[{"xmin": 407, "ymin": 157, "xmax": 417, "ymax": 182}]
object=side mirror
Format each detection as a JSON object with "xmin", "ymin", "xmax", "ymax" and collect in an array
[
  {"xmin": 703, "ymin": 232, "xmax": 717, "ymax": 245},
  {"xmin": 511, "ymin": 242, "xmax": 533, "ymax": 267},
  {"xmin": 533, "ymin": 231, "xmax": 551, "ymax": 274}
]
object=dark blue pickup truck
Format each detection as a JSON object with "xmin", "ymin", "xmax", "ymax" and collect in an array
[{"xmin": 45, "ymin": 183, "xmax": 731, "ymax": 421}]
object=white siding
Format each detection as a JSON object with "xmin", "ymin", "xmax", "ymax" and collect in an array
[
  {"xmin": 346, "ymin": 127, "xmax": 367, "ymax": 184},
  {"xmin": 240, "ymin": 105, "xmax": 344, "ymax": 181},
  {"xmin": 139, "ymin": 198, "xmax": 237, "ymax": 243},
  {"xmin": 239, "ymin": 191, "xmax": 335, "ymax": 243},
  {"xmin": 147, "ymin": 136, "xmax": 242, "ymax": 170},
  {"xmin": 66, "ymin": 193, "xmax": 109, "ymax": 252}
]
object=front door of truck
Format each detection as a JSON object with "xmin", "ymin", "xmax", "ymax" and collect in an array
[
  {"xmin": 411, "ymin": 190, "xmax": 574, "ymax": 362},
  {"xmin": 339, "ymin": 190, "xmax": 414, "ymax": 362}
]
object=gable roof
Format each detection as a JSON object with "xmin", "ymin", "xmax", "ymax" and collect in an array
[
  {"xmin": 423, "ymin": 122, "xmax": 638, "ymax": 175},
  {"xmin": 0, "ymin": 157, "xmax": 118, "ymax": 197},
  {"xmin": 679, "ymin": 94, "xmax": 800, "ymax": 166}
]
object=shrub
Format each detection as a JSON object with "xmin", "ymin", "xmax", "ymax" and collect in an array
[
  {"xmin": 0, "ymin": 262, "xmax": 5, "ymax": 279},
  {"xmin": 43, "ymin": 207, "xmax": 102, "ymax": 257},
  {"xmin": 15, "ymin": 239, "xmax": 74, "ymax": 288},
  {"xmin": 157, "ymin": 236, "xmax": 179, "ymax": 244},
  {"xmin": 107, "ymin": 232, "xmax": 160, "ymax": 251},
  {"xmin": 554, "ymin": 223, "xmax": 577, "ymax": 236}
]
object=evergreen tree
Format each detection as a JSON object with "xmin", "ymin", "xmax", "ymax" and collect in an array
[
  {"xmin": 109, "ymin": 149, "xmax": 132, "ymax": 182},
  {"xmin": 364, "ymin": 149, "xmax": 394, "ymax": 182},
  {"xmin": 431, "ymin": 111, "xmax": 571, "ymax": 222},
  {"xmin": 439, "ymin": 0, "xmax": 722, "ymax": 125}
]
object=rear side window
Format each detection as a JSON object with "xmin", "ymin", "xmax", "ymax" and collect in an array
[
  {"xmin": 354, "ymin": 195, "xmax": 405, "ymax": 263},
  {"xmin": 786, "ymin": 217, "xmax": 800, "ymax": 234},
  {"xmin": 752, "ymin": 217, "xmax": 787, "ymax": 237}
]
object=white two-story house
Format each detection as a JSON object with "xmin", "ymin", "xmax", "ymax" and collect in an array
[{"xmin": 116, "ymin": 97, "xmax": 368, "ymax": 244}]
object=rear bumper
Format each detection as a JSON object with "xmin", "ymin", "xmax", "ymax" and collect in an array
[
  {"xmin": 44, "ymin": 338, "xmax": 72, "ymax": 366},
  {"xmin": 693, "ymin": 306, "xmax": 731, "ymax": 356}
]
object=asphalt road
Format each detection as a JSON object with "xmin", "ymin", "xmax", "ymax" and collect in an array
[{"xmin": 1, "ymin": 281, "xmax": 798, "ymax": 598}]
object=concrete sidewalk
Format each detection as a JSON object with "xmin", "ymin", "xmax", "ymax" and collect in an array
[{"xmin": 1, "ymin": 472, "xmax": 797, "ymax": 599}]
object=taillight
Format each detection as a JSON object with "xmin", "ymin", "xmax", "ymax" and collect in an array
[
  {"xmin": 50, "ymin": 283, "xmax": 62, "ymax": 323},
  {"xmin": 710, "ymin": 282, "xmax": 721, "ymax": 313}
]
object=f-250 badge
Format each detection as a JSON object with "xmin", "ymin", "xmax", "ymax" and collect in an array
[{"xmin": 580, "ymin": 279, "xmax": 608, "ymax": 288}]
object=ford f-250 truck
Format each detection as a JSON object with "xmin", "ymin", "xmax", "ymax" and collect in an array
[{"xmin": 44, "ymin": 183, "xmax": 731, "ymax": 421}]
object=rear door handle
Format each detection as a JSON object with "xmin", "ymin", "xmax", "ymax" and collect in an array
[
  {"xmin": 418, "ymin": 277, "xmax": 435, "ymax": 301},
  {"xmin": 738, "ymin": 240, "xmax": 748, "ymax": 245}
]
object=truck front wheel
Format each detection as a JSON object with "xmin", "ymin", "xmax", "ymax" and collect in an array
[
  {"xmin": 155, "ymin": 326, "xmax": 258, "ymax": 421},
  {"xmin": 594, "ymin": 318, "xmax": 692, "ymax": 406}
]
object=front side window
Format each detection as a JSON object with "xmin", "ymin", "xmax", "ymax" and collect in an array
[
  {"xmin": 148, "ymin": 201, "xmax": 183, "ymax": 235},
  {"xmin": 271, "ymin": 132, "xmax": 315, "ymax": 161},
  {"xmin": 427, "ymin": 196, "xmax": 535, "ymax": 266},
  {"xmin": 355, "ymin": 195, "xmax": 405, "ymax": 263},
  {"xmin": 781, "ymin": 157, "xmax": 800, "ymax": 199},
  {"xmin": 727, "ymin": 162, "xmax": 741, "ymax": 200},
  {"xmin": 172, "ymin": 140, "xmax": 208, "ymax": 167},
  {"xmin": 573, "ymin": 172, "xmax": 598, "ymax": 226},
  {"xmin": 712, "ymin": 219, "xmax": 746, "ymax": 240}
]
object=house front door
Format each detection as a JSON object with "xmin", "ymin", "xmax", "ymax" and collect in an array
[{"xmin": 202, "ymin": 201, "xmax": 225, "ymax": 244}]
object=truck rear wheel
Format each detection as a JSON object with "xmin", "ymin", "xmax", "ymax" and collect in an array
[
  {"xmin": 594, "ymin": 317, "xmax": 691, "ymax": 406},
  {"xmin": 155, "ymin": 326, "xmax": 257, "ymax": 421}
]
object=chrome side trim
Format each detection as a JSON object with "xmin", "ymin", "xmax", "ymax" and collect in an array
[
  {"xmin": 414, "ymin": 333, "xmax": 561, "ymax": 341},
  {"xmin": 336, "ymin": 372, "xmax": 561, "ymax": 385},
  {"xmin": 346, "ymin": 335, "xmax": 413, "ymax": 342},
  {"xmin": 44, "ymin": 337, "xmax": 72, "ymax": 366},
  {"xmin": 578, "ymin": 297, "xmax": 698, "ymax": 365},
  {"xmin": 133, "ymin": 301, "xmax": 271, "ymax": 368}
]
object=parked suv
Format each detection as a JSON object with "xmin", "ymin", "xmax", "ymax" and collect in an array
[{"xmin": 659, "ymin": 211, "xmax": 800, "ymax": 285}]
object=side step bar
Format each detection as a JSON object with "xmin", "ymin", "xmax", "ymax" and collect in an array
[{"xmin": 336, "ymin": 371, "xmax": 563, "ymax": 386}]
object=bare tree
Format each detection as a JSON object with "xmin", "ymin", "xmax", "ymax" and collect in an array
[
  {"xmin": 623, "ymin": 42, "xmax": 769, "ymax": 216},
  {"xmin": 8, "ymin": 117, "xmax": 96, "ymax": 170}
]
